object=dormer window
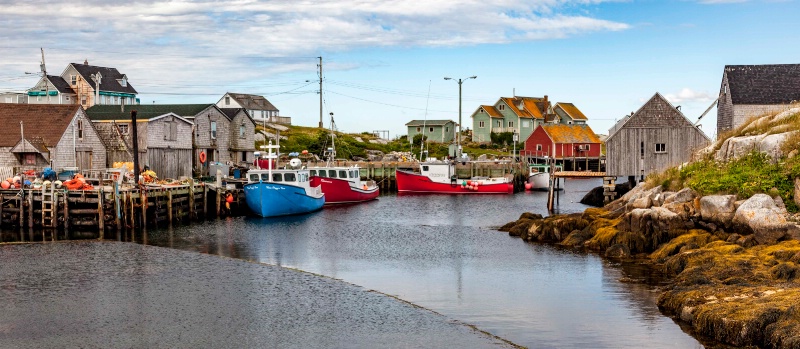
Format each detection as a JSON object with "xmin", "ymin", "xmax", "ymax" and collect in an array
[{"xmin": 119, "ymin": 75, "xmax": 127, "ymax": 87}]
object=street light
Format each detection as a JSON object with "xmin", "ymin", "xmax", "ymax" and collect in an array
[{"xmin": 444, "ymin": 75, "xmax": 477, "ymax": 158}]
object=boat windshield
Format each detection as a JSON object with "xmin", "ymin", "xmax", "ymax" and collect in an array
[
  {"xmin": 339, "ymin": 170, "xmax": 348, "ymax": 178},
  {"xmin": 284, "ymin": 173, "xmax": 296, "ymax": 182},
  {"xmin": 329, "ymin": 170, "xmax": 337, "ymax": 178},
  {"xmin": 310, "ymin": 170, "xmax": 317, "ymax": 176}
]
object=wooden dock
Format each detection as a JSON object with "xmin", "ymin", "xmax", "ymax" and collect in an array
[{"xmin": 547, "ymin": 171, "xmax": 616, "ymax": 212}]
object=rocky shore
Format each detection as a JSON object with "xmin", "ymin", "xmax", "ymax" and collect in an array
[{"xmin": 499, "ymin": 183, "xmax": 800, "ymax": 348}]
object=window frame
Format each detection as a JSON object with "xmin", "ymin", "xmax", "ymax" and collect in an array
[{"xmin": 655, "ymin": 143, "xmax": 667, "ymax": 153}]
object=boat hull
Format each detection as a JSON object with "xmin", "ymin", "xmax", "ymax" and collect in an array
[
  {"xmin": 310, "ymin": 177, "xmax": 379, "ymax": 204},
  {"xmin": 396, "ymin": 169, "xmax": 513, "ymax": 194},
  {"xmin": 243, "ymin": 182, "xmax": 325, "ymax": 217},
  {"xmin": 528, "ymin": 173, "xmax": 563, "ymax": 191}
]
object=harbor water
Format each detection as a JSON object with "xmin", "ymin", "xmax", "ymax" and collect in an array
[
  {"xmin": 130, "ymin": 178, "xmax": 707, "ymax": 348},
  {"xmin": 0, "ymin": 179, "xmax": 716, "ymax": 348}
]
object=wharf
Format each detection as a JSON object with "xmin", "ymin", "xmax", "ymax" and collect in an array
[{"xmin": 0, "ymin": 181, "xmax": 248, "ymax": 239}]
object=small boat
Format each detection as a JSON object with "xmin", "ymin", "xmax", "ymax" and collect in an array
[
  {"xmin": 396, "ymin": 159, "xmax": 513, "ymax": 194},
  {"xmin": 243, "ymin": 143, "xmax": 324, "ymax": 217},
  {"xmin": 527, "ymin": 163, "xmax": 563, "ymax": 191},
  {"xmin": 307, "ymin": 114, "xmax": 379, "ymax": 204}
]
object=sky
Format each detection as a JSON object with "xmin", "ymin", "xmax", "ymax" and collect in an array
[{"xmin": 0, "ymin": 0, "xmax": 798, "ymax": 141}]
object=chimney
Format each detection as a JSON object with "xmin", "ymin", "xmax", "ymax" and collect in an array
[{"xmin": 84, "ymin": 59, "xmax": 88, "ymax": 65}]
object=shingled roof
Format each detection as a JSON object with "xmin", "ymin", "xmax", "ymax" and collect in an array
[
  {"xmin": 724, "ymin": 64, "xmax": 800, "ymax": 105},
  {"xmin": 45, "ymin": 75, "xmax": 75, "ymax": 94},
  {"xmin": 70, "ymin": 62, "xmax": 138, "ymax": 94},
  {"xmin": 477, "ymin": 105, "xmax": 503, "ymax": 118},
  {"xmin": 0, "ymin": 104, "xmax": 82, "ymax": 147},
  {"xmin": 87, "ymin": 104, "xmax": 213, "ymax": 121},
  {"xmin": 227, "ymin": 93, "xmax": 278, "ymax": 111},
  {"xmin": 540, "ymin": 124, "xmax": 602, "ymax": 144},
  {"xmin": 554, "ymin": 102, "xmax": 588, "ymax": 120},
  {"xmin": 405, "ymin": 120, "xmax": 454, "ymax": 126},
  {"xmin": 500, "ymin": 96, "xmax": 549, "ymax": 119}
]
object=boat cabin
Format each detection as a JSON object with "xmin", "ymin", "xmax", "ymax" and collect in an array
[
  {"xmin": 310, "ymin": 168, "xmax": 360, "ymax": 181},
  {"xmin": 420, "ymin": 162, "xmax": 455, "ymax": 184},
  {"xmin": 247, "ymin": 169, "xmax": 310, "ymax": 185}
]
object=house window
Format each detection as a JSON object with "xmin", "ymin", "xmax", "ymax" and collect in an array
[
  {"xmin": 65, "ymin": 96, "xmax": 70, "ymax": 102},
  {"xmin": 508, "ymin": 121, "xmax": 514, "ymax": 128},
  {"xmin": 640, "ymin": 142, "xmax": 644, "ymax": 158},
  {"xmin": 77, "ymin": 120, "xmax": 83, "ymax": 140},
  {"xmin": 71, "ymin": 75, "xmax": 77, "ymax": 86},
  {"xmin": 261, "ymin": 111, "xmax": 265, "ymax": 118},
  {"xmin": 522, "ymin": 120, "xmax": 530, "ymax": 128},
  {"xmin": 445, "ymin": 127, "xmax": 449, "ymax": 133},
  {"xmin": 37, "ymin": 96, "xmax": 42, "ymax": 102},
  {"xmin": 479, "ymin": 121, "xmax": 485, "ymax": 128},
  {"xmin": 429, "ymin": 127, "xmax": 434, "ymax": 133},
  {"xmin": 225, "ymin": 96, "xmax": 230, "ymax": 105},
  {"xmin": 536, "ymin": 144, "xmax": 542, "ymax": 151},
  {"xmin": 655, "ymin": 143, "xmax": 666, "ymax": 153},
  {"xmin": 114, "ymin": 96, "xmax": 119, "ymax": 104},
  {"xmin": 120, "ymin": 77, "xmax": 127, "ymax": 87},
  {"xmin": 496, "ymin": 120, "xmax": 501, "ymax": 127},
  {"xmin": 118, "ymin": 124, "xmax": 129, "ymax": 135},
  {"xmin": 164, "ymin": 120, "xmax": 177, "ymax": 141},
  {"xmin": 239, "ymin": 124, "xmax": 245, "ymax": 138},
  {"xmin": 480, "ymin": 109, "xmax": 485, "ymax": 113},
  {"xmin": 499, "ymin": 105, "xmax": 505, "ymax": 110},
  {"xmin": 568, "ymin": 121, "xmax": 573, "ymax": 125},
  {"xmin": 416, "ymin": 127, "xmax": 421, "ymax": 132},
  {"xmin": 24, "ymin": 153, "xmax": 36, "ymax": 165},
  {"xmin": 241, "ymin": 151, "xmax": 247, "ymax": 162},
  {"xmin": 211, "ymin": 121, "xmax": 217, "ymax": 139}
]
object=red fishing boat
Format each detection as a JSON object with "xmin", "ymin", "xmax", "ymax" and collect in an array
[
  {"xmin": 396, "ymin": 160, "xmax": 513, "ymax": 194},
  {"xmin": 309, "ymin": 166, "xmax": 379, "ymax": 204},
  {"xmin": 307, "ymin": 113, "xmax": 379, "ymax": 204}
]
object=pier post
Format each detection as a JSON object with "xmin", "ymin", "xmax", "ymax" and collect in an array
[
  {"xmin": 114, "ymin": 183, "xmax": 121, "ymax": 232},
  {"xmin": 188, "ymin": 180, "xmax": 195, "ymax": 219},
  {"xmin": 18, "ymin": 195, "xmax": 24, "ymax": 228},
  {"xmin": 27, "ymin": 190, "xmax": 33, "ymax": 231},
  {"xmin": 97, "ymin": 189, "xmax": 104, "ymax": 236},
  {"xmin": 141, "ymin": 189, "xmax": 148, "ymax": 228},
  {"xmin": 167, "ymin": 190, "xmax": 173, "ymax": 226},
  {"xmin": 63, "ymin": 191, "xmax": 69, "ymax": 233},
  {"xmin": 203, "ymin": 184, "xmax": 208, "ymax": 218},
  {"xmin": 216, "ymin": 188, "xmax": 221, "ymax": 217}
]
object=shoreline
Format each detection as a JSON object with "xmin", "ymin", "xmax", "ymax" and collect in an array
[{"xmin": 499, "ymin": 184, "xmax": 800, "ymax": 349}]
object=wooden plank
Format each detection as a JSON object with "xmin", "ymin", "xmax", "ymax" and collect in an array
[
  {"xmin": 167, "ymin": 190, "xmax": 173, "ymax": 225},
  {"xmin": 97, "ymin": 189, "xmax": 104, "ymax": 236}
]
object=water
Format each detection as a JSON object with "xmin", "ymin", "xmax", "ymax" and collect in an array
[{"xmin": 136, "ymin": 178, "xmax": 706, "ymax": 348}]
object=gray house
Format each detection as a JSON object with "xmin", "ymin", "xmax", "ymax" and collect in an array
[
  {"xmin": 216, "ymin": 92, "xmax": 289, "ymax": 125},
  {"xmin": 717, "ymin": 64, "xmax": 800, "ymax": 135},
  {"xmin": 0, "ymin": 104, "xmax": 106, "ymax": 172},
  {"xmin": 606, "ymin": 93, "xmax": 710, "ymax": 179},
  {"xmin": 219, "ymin": 108, "xmax": 257, "ymax": 167},
  {"xmin": 406, "ymin": 120, "xmax": 456, "ymax": 143},
  {"xmin": 0, "ymin": 92, "xmax": 29, "ymax": 104},
  {"xmin": 86, "ymin": 105, "xmax": 194, "ymax": 179}
]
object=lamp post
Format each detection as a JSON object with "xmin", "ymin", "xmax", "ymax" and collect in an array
[
  {"xmin": 512, "ymin": 130, "xmax": 518, "ymax": 163},
  {"xmin": 444, "ymin": 75, "xmax": 476, "ymax": 159}
]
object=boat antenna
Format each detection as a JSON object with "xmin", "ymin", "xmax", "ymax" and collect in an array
[
  {"xmin": 419, "ymin": 80, "xmax": 431, "ymax": 162},
  {"xmin": 327, "ymin": 112, "xmax": 336, "ymax": 167}
]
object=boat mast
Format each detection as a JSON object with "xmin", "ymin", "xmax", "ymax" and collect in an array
[{"xmin": 265, "ymin": 140, "xmax": 279, "ymax": 181}]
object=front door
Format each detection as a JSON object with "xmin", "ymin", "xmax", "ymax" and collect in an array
[{"xmin": 76, "ymin": 151, "xmax": 92, "ymax": 170}]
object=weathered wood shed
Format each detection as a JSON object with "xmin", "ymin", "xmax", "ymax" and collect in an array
[
  {"xmin": 0, "ymin": 104, "xmax": 106, "ymax": 172},
  {"xmin": 86, "ymin": 105, "xmax": 194, "ymax": 179},
  {"xmin": 606, "ymin": 93, "xmax": 710, "ymax": 178}
]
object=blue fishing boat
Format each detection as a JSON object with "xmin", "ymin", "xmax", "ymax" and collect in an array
[{"xmin": 243, "ymin": 143, "xmax": 325, "ymax": 217}]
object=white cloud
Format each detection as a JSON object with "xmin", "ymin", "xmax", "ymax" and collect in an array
[
  {"xmin": 0, "ymin": 0, "xmax": 629, "ymax": 106},
  {"xmin": 663, "ymin": 88, "xmax": 714, "ymax": 104}
]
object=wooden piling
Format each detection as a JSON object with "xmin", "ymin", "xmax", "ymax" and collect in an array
[
  {"xmin": 188, "ymin": 180, "xmax": 195, "ymax": 219},
  {"xmin": 167, "ymin": 190, "xmax": 173, "ymax": 225},
  {"xmin": 27, "ymin": 193, "xmax": 33, "ymax": 230},
  {"xmin": 97, "ymin": 189, "xmax": 104, "ymax": 235}
]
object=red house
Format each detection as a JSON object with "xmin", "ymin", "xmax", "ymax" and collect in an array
[{"xmin": 523, "ymin": 124, "xmax": 602, "ymax": 159}]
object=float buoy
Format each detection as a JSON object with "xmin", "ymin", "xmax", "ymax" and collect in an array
[
  {"xmin": 525, "ymin": 183, "xmax": 532, "ymax": 190},
  {"xmin": 199, "ymin": 151, "xmax": 207, "ymax": 164},
  {"xmin": 1, "ymin": 181, "xmax": 9, "ymax": 189}
]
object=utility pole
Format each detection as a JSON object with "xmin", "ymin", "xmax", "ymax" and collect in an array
[
  {"xmin": 444, "ymin": 76, "xmax": 477, "ymax": 158},
  {"xmin": 318, "ymin": 56, "xmax": 323, "ymax": 128},
  {"xmin": 40, "ymin": 48, "xmax": 51, "ymax": 102}
]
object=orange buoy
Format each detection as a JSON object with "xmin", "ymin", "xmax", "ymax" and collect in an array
[
  {"xmin": 1, "ymin": 181, "xmax": 9, "ymax": 189},
  {"xmin": 199, "ymin": 151, "xmax": 207, "ymax": 163}
]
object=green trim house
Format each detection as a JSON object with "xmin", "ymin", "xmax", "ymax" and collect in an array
[
  {"xmin": 406, "ymin": 120, "xmax": 456, "ymax": 143},
  {"xmin": 470, "ymin": 96, "xmax": 551, "ymax": 143}
]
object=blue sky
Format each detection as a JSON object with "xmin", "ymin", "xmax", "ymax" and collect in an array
[{"xmin": 0, "ymin": 0, "xmax": 798, "ymax": 140}]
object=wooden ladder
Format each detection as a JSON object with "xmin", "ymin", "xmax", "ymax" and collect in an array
[{"xmin": 41, "ymin": 184, "xmax": 57, "ymax": 228}]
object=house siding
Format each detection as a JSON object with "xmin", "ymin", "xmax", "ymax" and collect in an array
[
  {"xmin": 228, "ymin": 110, "xmax": 255, "ymax": 165},
  {"xmin": 146, "ymin": 116, "xmax": 193, "ymax": 179},
  {"xmin": 471, "ymin": 110, "xmax": 492, "ymax": 143},
  {"xmin": 52, "ymin": 110, "xmax": 106, "ymax": 171},
  {"xmin": 407, "ymin": 123, "xmax": 454, "ymax": 143},
  {"xmin": 193, "ymin": 106, "xmax": 231, "ymax": 174}
]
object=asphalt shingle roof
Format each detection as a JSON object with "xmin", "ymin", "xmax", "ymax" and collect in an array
[
  {"xmin": 405, "ymin": 120, "xmax": 454, "ymax": 126},
  {"xmin": 227, "ymin": 93, "xmax": 278, "ymax": 111},
  {"xmin": 71, "ymin": 63, "xmax": 138, "ymax": 94},
  {"xmin": 87, "ymin": 104, "xmax": 214, "ymax": 121},
  {"xmin": 725, "ymin": 64, "xmax": 800, "ymax": 105},
  {"xmin": 0, "ymin": 104, "xmax": 81, "ymax": 147},
  {"xmin": 46, "ymin": 75, "xmax": 75, "ymax": 94}
]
